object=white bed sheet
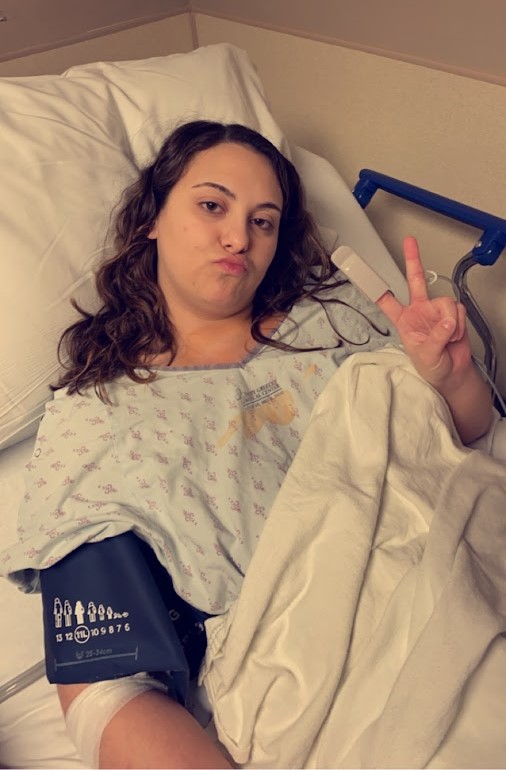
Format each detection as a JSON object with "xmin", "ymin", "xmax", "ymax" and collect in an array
[{"xmin": 202, "ymin": 348, "xmax": 506, "ymax": 769}]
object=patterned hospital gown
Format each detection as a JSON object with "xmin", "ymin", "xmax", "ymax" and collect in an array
[{"xmin": 1, "ymin": 283, "xmax": 396, "ymax": 613}]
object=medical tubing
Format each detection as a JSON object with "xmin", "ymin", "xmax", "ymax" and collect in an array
[
  {"xmin": 452, "ymin": 251, "xmax": 497, "ymax": 382},
  {"xmin": 472, "ymin": 356, "xmax": 506, "ymax": 416},
  {"xmin": 426, "ymin": 267, "xmax": 505, "ymax": 415},
  {"xmin": 0, "ymin": 659, "xmax": 46, "ymax": 704}
]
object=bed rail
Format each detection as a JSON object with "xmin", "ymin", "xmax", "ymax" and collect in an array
[
  {"xmin": 353, "ymin": 170, "xmax": 506, "ymax": 266},
  {"xmin": 353, "ymin": 169, "xmax": 506, "ymax": 386}
]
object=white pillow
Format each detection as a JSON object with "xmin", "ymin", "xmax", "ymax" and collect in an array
[{"xmin": 0, "ymin": 44, "xmax": 289, "ymax": 451}]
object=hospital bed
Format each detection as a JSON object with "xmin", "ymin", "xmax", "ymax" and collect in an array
[{"xmin": 0, "ymin": 43, "xmax": 505, "ymax": 769}]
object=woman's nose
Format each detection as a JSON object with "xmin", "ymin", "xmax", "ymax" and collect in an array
[{"xmin": 221, "ymin": 218, "xmax": 250, "ymax": 254}]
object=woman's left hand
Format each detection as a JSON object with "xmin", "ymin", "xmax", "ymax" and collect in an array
[{"xmin": 377, "ymin": 235, "xmax": 472, "ymax": 393}]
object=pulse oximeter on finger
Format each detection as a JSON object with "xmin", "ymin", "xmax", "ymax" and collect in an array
[{"xmin": 331, "ymin": 245, "xmax": 390, "ymax": 303}]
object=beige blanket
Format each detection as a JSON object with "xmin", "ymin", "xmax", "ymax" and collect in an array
[{"xmin": 201, "ymin": 348, "xmax": 506, "ymax": 769}]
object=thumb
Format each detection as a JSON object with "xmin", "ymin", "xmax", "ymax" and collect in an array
[
  {"xmin": 435, "ymin": 316, "xmax": 457, "ymax": 342},
  {"xmin": 405, "ymin": 317, "xmax": 456, "ymax": 381},
  {"xmin": 419, "ymin": 316, "xmax": 456, "ymax": 370}
]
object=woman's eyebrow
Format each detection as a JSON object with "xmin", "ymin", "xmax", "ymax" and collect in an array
[{"xmin": 192, "ymin": 182, "xmax": 282, "ymax": 213}]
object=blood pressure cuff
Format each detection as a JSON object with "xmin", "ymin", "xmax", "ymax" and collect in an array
[{"xmin": 39, "ymin": 531, "xmax": 210, "ymax": 705}]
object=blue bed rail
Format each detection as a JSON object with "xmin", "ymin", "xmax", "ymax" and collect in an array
[
  {"xmin": 352, "ymin": 168, "xmax": 505, "ymax": 407},
  {"xmin": 353, "ymin": 169, "xmax": 506, "ymax": 266}
]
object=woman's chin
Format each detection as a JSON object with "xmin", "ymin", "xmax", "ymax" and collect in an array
[{"xmin": 200, "ymin": 289, "xmax": 255, "ymax": 317}]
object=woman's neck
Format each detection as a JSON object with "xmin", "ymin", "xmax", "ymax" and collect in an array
[
  {"xmin": 149, "ymin": 310, "xmax": 283, "ymax": 368},
  {"xmin": 171, "ymin": 315, "xmax": 256, "ymax": 366}
]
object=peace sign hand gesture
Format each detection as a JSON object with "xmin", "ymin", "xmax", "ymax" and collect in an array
[{"xmin": 377, "ymin": 236, "xmax": 472, "ymax": 392}]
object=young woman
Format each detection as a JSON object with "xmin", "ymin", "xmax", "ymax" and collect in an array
[{"xmin": 1, "ymin": 121, "xmax": 491, "ymax": 768}]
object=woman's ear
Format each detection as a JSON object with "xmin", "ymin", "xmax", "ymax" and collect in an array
[{"xmin": 147, "ymin": 220, "xmax": 158, "ymax": 240}]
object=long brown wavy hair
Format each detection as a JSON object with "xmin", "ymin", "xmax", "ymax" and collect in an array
[{"xmin": 53, "ymin": 120, "xmax": 375, "ymax": 399}]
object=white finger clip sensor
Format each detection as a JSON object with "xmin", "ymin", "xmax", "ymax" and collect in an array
[{"xmin": 331, "ymin": 245, "xmax": 391, "ymax": 303}]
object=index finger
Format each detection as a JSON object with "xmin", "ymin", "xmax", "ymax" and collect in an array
[
  {"xmin": 404, "ymin": 236, "xmax": 429, "ymax": 304},
  {"xmin": 376, "ymin": 290, "xmax": 403, "ymax": 325}
]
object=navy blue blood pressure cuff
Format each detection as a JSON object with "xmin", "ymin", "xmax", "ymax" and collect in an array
[{"xmin": 39, "ymin": 531, "xmax": 210, "ymax": 705}]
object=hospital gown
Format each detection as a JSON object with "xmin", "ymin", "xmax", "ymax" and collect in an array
[{"xmin": 0, "ymin": 282, "xmax": 396, "ymax": 613}]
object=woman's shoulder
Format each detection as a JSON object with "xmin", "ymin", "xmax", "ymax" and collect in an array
[{"xmin": 38, "ymin": 383, "xmax": 116, "ymax": 441}]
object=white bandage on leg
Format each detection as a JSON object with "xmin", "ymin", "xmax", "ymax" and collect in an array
[{"xmin": 64, "ymin": 674, "xmax": 167, "ymax": 768}]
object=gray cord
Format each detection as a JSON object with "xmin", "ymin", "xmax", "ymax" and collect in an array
[
  {"xmin": 472, "ymin": 355, "xmax": 506, "ymax": 416},
  {"xmin": 0, "ymin": 659, "xmax": 46, "ymax": 704},
  {"xmin": 426, "ymin": 269, "xmax": 505, "ymax": 415}
]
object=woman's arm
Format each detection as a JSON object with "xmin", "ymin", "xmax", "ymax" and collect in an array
[
  {"xmin": 58, "ymin": 683, "xmax": 232, "ymax": 769},
  {"xmin": 429, "ymin": 354, "xmax": 492, "ymax": 445},
  {"xmin": 377, "ymin": 236, "xmax": 493, "ymax": 444}
]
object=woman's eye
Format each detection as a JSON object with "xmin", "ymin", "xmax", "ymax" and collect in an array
[
  {"xmin": 201, "ymin": 201, "xmax": 221, "ymax": 213},
  {"xmin": 252, "ymin": 217, "xmax": 274, "ymax": 231}
]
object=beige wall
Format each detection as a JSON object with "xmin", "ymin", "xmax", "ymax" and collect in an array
[
  {"xmin": 0, "ymin": 0, "xmax": 190, "ymax": 62},
  {"xmin": 193, "ymin": 0, "xmax": 506, "ymax": 85},
  {"xmin": 2, "ymin": 0, "xmax": 505, "ymax": 84},
  {"xmin": 0, "ymin": 15, "xmax": 194, "ymax": 76},
  {"xmin": 195, "ymin": 14, "xmax": 506, "ymax": 393}
]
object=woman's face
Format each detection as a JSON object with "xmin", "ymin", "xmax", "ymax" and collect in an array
[{"xmin": 149, "ymin": 142, "xmax": 283, "ymax": 322}]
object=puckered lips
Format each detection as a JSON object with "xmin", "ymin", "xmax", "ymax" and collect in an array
[{"xmin": 214, "ymin": 257, "xmax": 248, "ymax": 275}]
